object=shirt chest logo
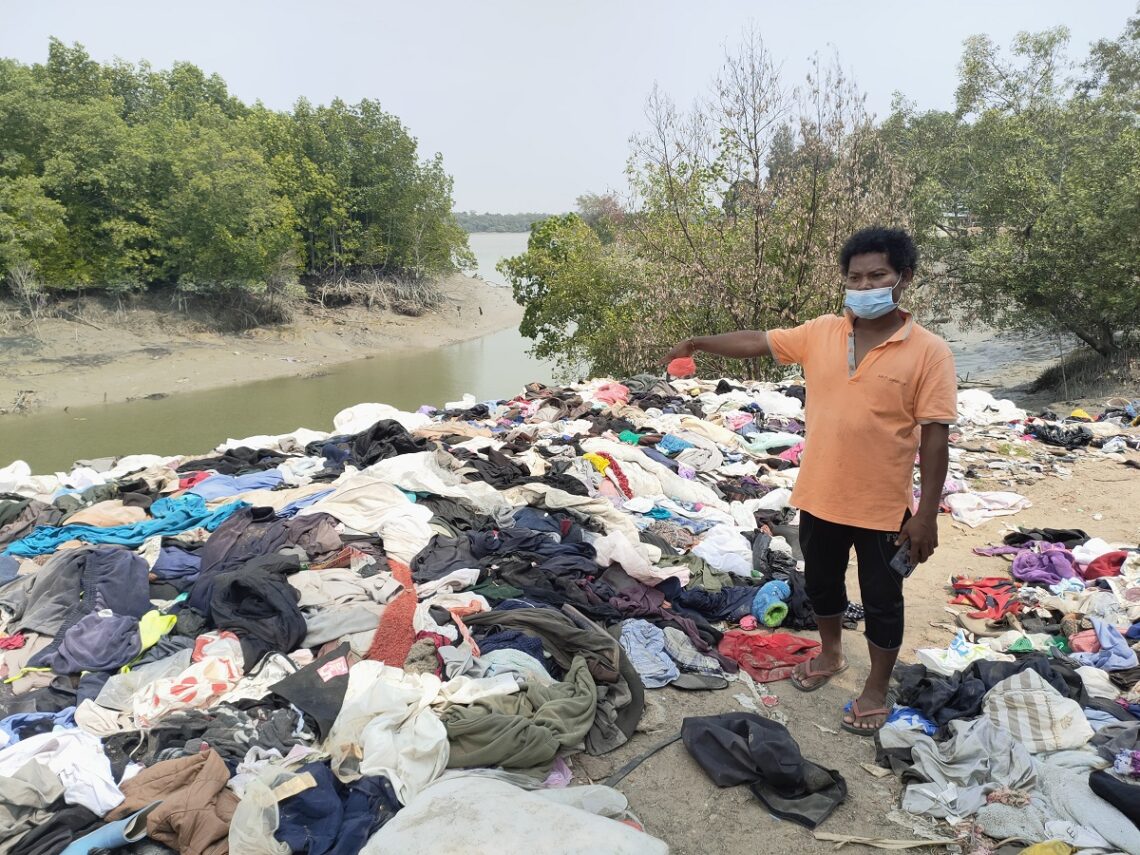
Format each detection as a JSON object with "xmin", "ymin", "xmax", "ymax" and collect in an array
[{"xmin": 877, "ymin": 373, "xmax": 908, "ymax": 386}]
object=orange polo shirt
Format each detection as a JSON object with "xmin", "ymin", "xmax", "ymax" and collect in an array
[{"xmin": 767, "ymin": 310, "xmax": 957, "ymax": 531}]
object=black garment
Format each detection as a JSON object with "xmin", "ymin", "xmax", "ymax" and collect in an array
[
  {"xmin": 682, "ymin": 712, "xmax": 847, "ymax": 829},
  {"xmin": 311, "ymin": 419, "xmax": 427, "ymax": 471},
  {"xmin": 1003, "ymin": 527, "xmax": 1090, "ymax": 549},
  {"xmin": 208, "ymin": 554, "xmax": 306, "ymax": 669},
  {"xmin": 176, "ymin": 447, "xmax": 290, "ymax": 475},
  {"xmin": 411, "ymin": 534, "xmax": 481, "ymax": 583},
  {"xmin": 283, "ymin": 513, "xmax": 343, "ymax": 561},
  {"xmin": 9, "ymin": 803, "xmax": 102, "ymax": 855},
  {"xmin": 271, "ymin": 643, "xmax": 352, "ymax": 741},
  {"xmin": 783, "ymin": 384, "xmax": 806, "ymax": 404},
  {"xmin": 800, "ymin": 510, "xmax": 906, "ymax": 649},
  {"xmin": 892, "ymin": 655, "xmax": 1088, "ymax": 727},
  {"xmin": 188, "ymin": 506, "xmax": 289, "ymax": 612},
  {"xmin": 1025, "ymin": 422, "xmax": 1093, "ymax": 449},
  {"xmin": 1090, "ymin": 770, "xmax": 1140, "ymax": 829},
  {"xmin": 419, "ymin": 496, "xmax": 495, "ymax": 533}
]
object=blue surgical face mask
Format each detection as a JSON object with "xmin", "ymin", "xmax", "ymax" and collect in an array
[{"xmin": 845, "ymin": 276, "xmax": 901, "ymax": 319}]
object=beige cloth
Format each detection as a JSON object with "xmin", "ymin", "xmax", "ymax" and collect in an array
[{"xmin": 65, "ymin": 500, "xmax": 148, "ymax": 527}]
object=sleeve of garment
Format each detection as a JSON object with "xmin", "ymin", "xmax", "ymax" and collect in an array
[
  {"xmin": 915, "ymin": 352, "xmax": 958, "ymax": 424},
  {"xmin": 766, "ymin": 318, "xmax": 820, "ymax": 366}
]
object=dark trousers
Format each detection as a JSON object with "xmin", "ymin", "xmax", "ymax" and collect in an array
[{"xmin": 800, "ymin": 510, "xmax": 908, "ymax": 650}]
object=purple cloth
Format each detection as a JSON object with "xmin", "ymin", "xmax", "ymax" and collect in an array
[
  {"xmin": 1010, "ymin": 544, "xmax": 1077, "ymax": 585},
  {"xmin": 52, "ymin": 610, "xmax": 141, "ymax": 674}
]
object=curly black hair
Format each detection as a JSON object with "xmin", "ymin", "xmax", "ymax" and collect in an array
[{"xmin": 839, "ymin": 226, "xmax": 918, "ymax": 276}]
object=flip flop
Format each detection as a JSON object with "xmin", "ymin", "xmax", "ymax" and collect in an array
[
  {"xmin": 789, "ymin": 656, "xmax": 849, "ymax": 692},
  {"xmin": 840, "ymin": 697, "xmax": 891, "ymax": 737}
]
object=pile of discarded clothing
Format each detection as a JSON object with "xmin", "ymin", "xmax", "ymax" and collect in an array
[
  {"xmin": 0, "ymin": 379, "xmax": 1134, "ymax": 853},
  {"xmin": 889, "ymin": 523, "xmax": 1140, "ymax": 852}
]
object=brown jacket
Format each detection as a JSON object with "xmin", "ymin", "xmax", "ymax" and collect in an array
[{"xmin": 106, "ymin": 749, "xmax": 237, "ymax": 855}]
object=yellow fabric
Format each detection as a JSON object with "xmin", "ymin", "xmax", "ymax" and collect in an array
[
  {"xmin": 1019, "ymin": 842, "xmax": 1074, "ymax": 855},
  {"xmin": 767, "ymin": 310, "xmax": 957, "ymax": 530},
  {"xmin": 138, "ymin": 610, "xmax": 177, "ymax": 651},
  {"xmin": 582, "ymin": 453, "xmax": 610, "ymax": 474}
]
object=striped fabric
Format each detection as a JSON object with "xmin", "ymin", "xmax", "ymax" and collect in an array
[{"xmin": 982, "ymin": 668, "xmax": 1094, "ymax": 753}]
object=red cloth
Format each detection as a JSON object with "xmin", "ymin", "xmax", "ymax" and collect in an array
[
  {"xmin": 1085, "ymin": 551, "xmax": 1129, "ymax": 581},
  {"xmin": 178, "ymin": 471, "xmax": 214, "ymax": 489},
  {"xmin": 0, "ymin": 633, "xmax": 26, "ymax": 650},
  {"xmin": 365, "ymin": 560, "xmax": 417, "ymax": 666},
  {"xmin": 950, "ymin": 577, "xmax": 1023, "ymax": 620},
  {"xmin": 667, "ymin": 357, "xmax": 697, "ymax": 379},
  {"xmin": 717, "ymin": 630, "xmax": 820, "ymax": 682}
]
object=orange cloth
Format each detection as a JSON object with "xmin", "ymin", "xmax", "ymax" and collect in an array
[
  {"xmin": 668, "ymin": 356, "xmax": 697, "ymax": 378},
  {"xmin": 766, "ymin": 310, "xmax": 956, "ymax": 530},
  {"xmin": 365, "ymin": 559, "xmax": 418, "ymax": 666}
]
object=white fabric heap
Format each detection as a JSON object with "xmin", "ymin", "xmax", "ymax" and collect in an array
[
  {"xmin": 691, "ymin": 525, "xmax": 755, "ymax": 576},
  {"xmin": 333, "ymin": 402, "xmax": 431, "ymax": 435},
  {"xmin": 324, "ymin": 662, "xmax": 518, "ymax": 804},
  {"xmin": 957, "ymin": 389, "xmax": 1026, "ymax": 425},
  {"xmin": 364, "ymin": 451, "xmax": 513, "ymax": 517},
  {"xmin": 0, "ymin": 729, "xmax": 124, "ymax": 815},
  {"xmin": 360, "ymin": 774, "xmax": 668, "ymax": 854},
  {"xmin": 299, "ymin": 472, "xmax": 434, "ymax": 562},
  {"xmin": 945, "ymin": 491, "xmax": 1032, "ymax": 527}
]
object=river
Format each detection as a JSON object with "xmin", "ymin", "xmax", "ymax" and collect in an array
[{"xmin": 0, "ymin": 231, "xmax": 1067, "ymax": 473}]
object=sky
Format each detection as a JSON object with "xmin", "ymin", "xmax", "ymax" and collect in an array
[{"xmin": 2, "ymin": 1, "xmax": 1135, "ymax": 212}]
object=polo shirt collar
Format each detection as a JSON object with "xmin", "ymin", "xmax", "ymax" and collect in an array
[{"xmin": 843, "ymin": 307, "xmax": 915, "ymax": 342}]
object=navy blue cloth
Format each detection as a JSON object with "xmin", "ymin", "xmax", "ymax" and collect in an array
[
  {"xmin": 151, "ymin": 546, "xmax": 202, "ymax": 581},
  {"xmin": 274, "ymin": 761, "xmax": 400, "ymax": 855},
  {"xmin": 0, "ymin": 554, "xmax": 19, "ymax": 588},
  {"xmin": 657, "ymin": 578, "xmax": 757, "ymax": 622},
  {"xmin": 475, "ymin": 628, "xmax": 555, "ymax": 675}
]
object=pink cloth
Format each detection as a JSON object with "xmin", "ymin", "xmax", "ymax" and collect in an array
[
  {"xmin": 1069, "ymin": 629, "xmax": 1101, "ymax": 654},
  {"xmin": 778, "ymin": 443, "xmax": 805, "ymax": 465},
  {"xmin": 595, "ymin": 382, "xmax": 630, "ymax": 405},
  {"xmin": 725, "ymin": 413, "xmax": 754, "ymax": 431}
]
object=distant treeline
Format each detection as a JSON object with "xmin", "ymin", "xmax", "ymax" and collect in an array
[
  {"xmin": 454, "ymin": 211, "xmax": 557, "ymax": 233},
  {"xmin": 0, "ymin": 39, "xmax": 471, "ymax": 299}
]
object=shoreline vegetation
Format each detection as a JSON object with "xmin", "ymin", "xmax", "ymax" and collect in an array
[{"xmin": 0, "ymin": 272, "xmax": 522, "ymax": 416}]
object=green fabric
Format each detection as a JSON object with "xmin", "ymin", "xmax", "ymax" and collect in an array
[
  {"xmin": 1007, "ymin": 636, "xmax": 1036, "ymax": 653},
  {"xmin": 55, "ymin": 482, "xmax": 120, "ymax": 517},
  {"xmin": 618, "ymin": 430, "xmax": 642, "ymax": 445},
  {"xmin": 673, "ymin": 554, "xmax": 734, "ymax": 592},
  {"xmin": 762, "ymin": 601, "xmax": 788, "ymax": 627},
  {"xmin": 468, "ymin": 580, "xmax": 524, "ymax": 603},
  {"xmin": 443, "ymin": 655, "xmax": 597, "ymax": 770}
]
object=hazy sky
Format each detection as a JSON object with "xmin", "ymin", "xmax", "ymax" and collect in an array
[{"xmin": 3, "ymin": 1, "xmax": 1135, "ymax": 212}]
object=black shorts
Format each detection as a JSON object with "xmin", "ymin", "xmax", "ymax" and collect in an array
[{"xmin": 799, "ymin": 509, "xmax": 908, "ymax": 650}]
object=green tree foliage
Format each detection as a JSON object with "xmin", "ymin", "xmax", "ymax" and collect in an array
[
  {"xmin": 887, "ymin": 16, "xmax": 1140, "ymax": 356},
  {"xmin": 499, "ymin": 214, "xmax": 641, "ymax": 376},
  {"xmin": 454, "ymin": 212, "xmax": 556, "ymax": 233},
  {"xmin": 502, "ymin": 31, "xmax": 910, "ymax": 378},
  {"xmin": 0, "ymin": 39, "xmax": 469, "ymax": 299}
]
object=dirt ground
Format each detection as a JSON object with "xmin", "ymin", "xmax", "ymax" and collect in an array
[
  {"xmin": 573, "ymin": 453, "xmax": 1140, "ymax": 854},
  {"xmin": 0, "ymin": 273, "xmax": 521, "ymax": 414}
]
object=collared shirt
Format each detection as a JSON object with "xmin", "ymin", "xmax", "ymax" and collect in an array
[{"xmin": 767, "ymin": 309, "xmax": 957, "ymax": 531}]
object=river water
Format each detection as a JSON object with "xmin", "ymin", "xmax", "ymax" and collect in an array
[{"xmin": 0, "ymin": 231, "xmax": 1065, "ymax": 473}]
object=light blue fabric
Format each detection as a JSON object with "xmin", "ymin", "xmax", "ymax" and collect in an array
[
  {"xmin": 619, "ymin": 619, "xmax": 679, "ymax": 688},
  {"xmin": 186, "ymin": 470, "xmax": 284, "ymax": 500},
  {"xmin": 656, "ymin": 434, "xmax": 694, "ymax": 455},
  {"xmin": 1071, "ymin": 618, "xmax": 1139, "ymax": 671},
  {"xmin": 4, "ymin": 495, "xmax": 248, "ymax": 557},
  {"xmin": 276, "ymin": 489, "xmax": 334, "ymax": 519},
  {"xmin": 885, "ymin": 706, "xmax": 938, "ymax": 736},
  {"xmin": 0, "ymin": 707, "xmax": 76, "ymax": 742}
]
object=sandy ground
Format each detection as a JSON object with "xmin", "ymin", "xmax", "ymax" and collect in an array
[
  {"xmin": 0, "ymin": 274, "xmax": 520, "ymax": 414},
  {"xmin": 573, "ymin": 453, "xmax": 1140, "ymax": 854}
]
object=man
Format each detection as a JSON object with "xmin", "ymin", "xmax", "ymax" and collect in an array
[{"xmin": 661, "ymin": 226, "xmax": 956, "ymax": 735}]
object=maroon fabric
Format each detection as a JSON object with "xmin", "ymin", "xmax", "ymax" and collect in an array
[{"xmin": 1084, "ymin": 551, "xmax": 1129, "ymax": 581}]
